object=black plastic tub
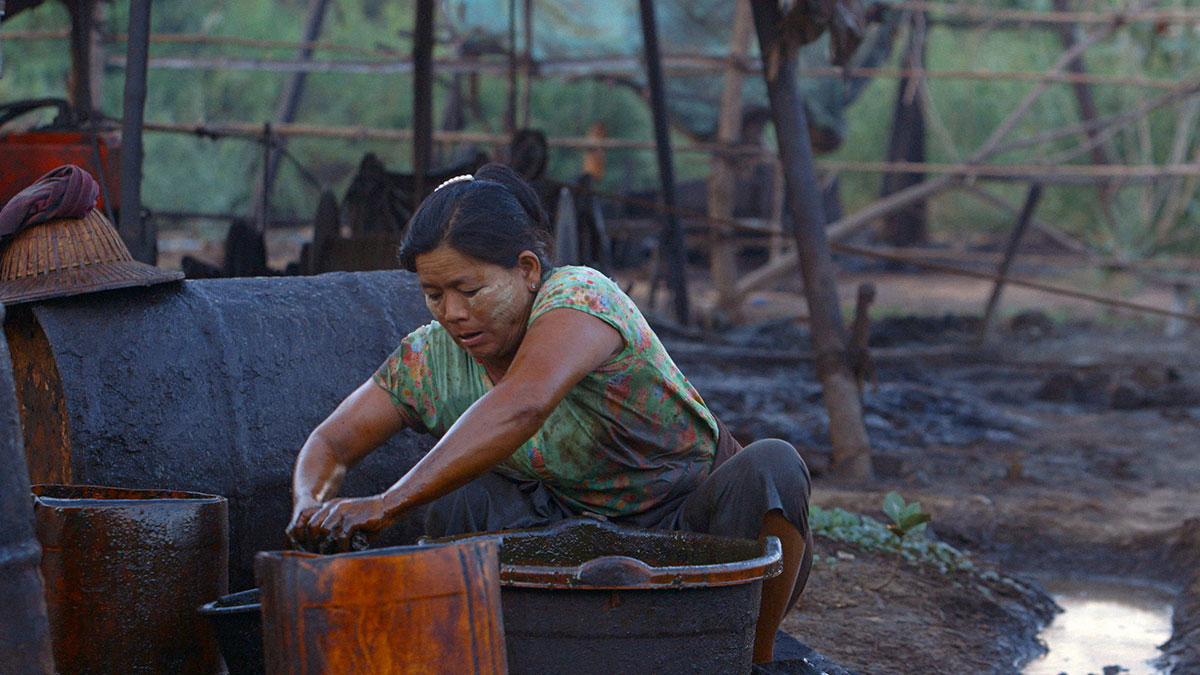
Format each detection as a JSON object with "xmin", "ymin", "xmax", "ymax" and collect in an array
[
  {"xmin": 425, "ymin": 517, "xmax": 783, "ymax": 675},
  {"xmin": 198, "ymin": 589, "xmax": 263, "ymax": 675}
]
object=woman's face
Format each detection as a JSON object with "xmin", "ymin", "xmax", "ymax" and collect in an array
[{"xmin": 414, "ymin": 245, "xmax": 541, "ymax": 368}]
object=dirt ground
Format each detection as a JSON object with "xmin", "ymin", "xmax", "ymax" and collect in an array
[{"xmin": 654, "ymin": 266, "xmax": 1200, "ymax": 675}]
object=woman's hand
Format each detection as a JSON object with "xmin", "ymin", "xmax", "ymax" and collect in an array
[
  {"xmin": 289, "ymin": 380, "xmax": 409, "ymax": 551},
  {"xmin": 297, "ymin": 495, "xmax": 395, "ymax": 554},
  {"xmin": 285, "ymin": 499, "xmax": 325, "ymax": 551}
]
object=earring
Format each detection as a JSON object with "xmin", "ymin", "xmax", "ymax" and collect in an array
[{"xmin": 530, "ymin": 283, "xmax": 538, "ymax": 291}]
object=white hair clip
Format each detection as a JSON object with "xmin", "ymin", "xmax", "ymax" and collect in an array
[{"xmin": 434, "ymin": 174, "xmax": 474, "ymax": 192}]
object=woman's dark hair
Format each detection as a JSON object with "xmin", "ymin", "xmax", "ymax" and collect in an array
[{"xmin": 398, "ymin": 162, "xmax": 552, "ymax": 274}]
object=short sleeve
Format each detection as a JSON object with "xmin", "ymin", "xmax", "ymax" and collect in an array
[
  {"xmin": 371, "ymin": 327, "xmax": 433, "ymax": 433},
  {"xmin": 528, "ymin": 267, "xmax": 644, "ymax": 355}
]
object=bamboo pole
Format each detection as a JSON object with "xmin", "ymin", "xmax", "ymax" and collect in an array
[
  {"xmin": 833, "ymin": 242, "xmax": 1200, "ymax": 324},
  {"xmin": 706, "ymin": 0, "xmax": 754, "ymax": 321},
  {"xmin": 138, "ymin": 120, "xmax": 1200, "ymax": 182},
  {"xmin": 250, "ymin": 0, "xmax": 331, "ymax": 230},
  {"xmin": 978, "ymin": 184, "xmax": 1044, "ymax": 343},
  {"xmin": 101, "ymin": 51, "xmax": 1189, "ymax": 90},
  {"xmin": 892, "ymin": 1, "xmax": 1200, "ymax": 26}
]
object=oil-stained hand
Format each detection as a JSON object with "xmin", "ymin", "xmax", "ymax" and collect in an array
[
  {"xmin": 285, "ymin": 501, "xmax": 325, "ymax": 552},
  {"xmin": 301, "ymin": 495, "xmax": 392, "ymax": 554}
]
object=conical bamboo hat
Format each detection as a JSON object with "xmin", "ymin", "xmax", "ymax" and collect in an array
[{"xmin": 0, "ymin": 209, "xmax": 183, "ymax": 305}]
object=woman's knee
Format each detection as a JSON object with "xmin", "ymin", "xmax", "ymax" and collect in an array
[{"xmin": 734, "ymin": 439, "xmax": 812, "ymax": 497}]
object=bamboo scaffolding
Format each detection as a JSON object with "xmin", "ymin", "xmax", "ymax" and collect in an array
[
  {"xmin": 140, "ymin": 120, "xmax": 1200, "ymax": 182},
  {"xmin": 2, "ymin": 30, "xmax": 393, "ymax": 56},
  {"xmin": 98, "ymin": 51, "xmax": 1191, "ymax": 90},
  {"xmin": 554, "ymin": 172, "xmax": 1200, "ymax": 326},
  {"xmin": 892, "ymin": 1, "xmax": 1200, "ymax": 26}
]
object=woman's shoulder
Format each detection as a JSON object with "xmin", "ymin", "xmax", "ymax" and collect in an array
[
  {"xmin": 544, "ymin": 265, "xmax": 620, "ymax": 291},
  {"xmin": 536, "ymin": 266, "xmax": 632, "ymax": 316}
]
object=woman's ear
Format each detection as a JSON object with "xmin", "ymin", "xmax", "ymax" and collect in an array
[{"xmin": 516, "ymin": 250, "xmax": 542, "ymax": 286}]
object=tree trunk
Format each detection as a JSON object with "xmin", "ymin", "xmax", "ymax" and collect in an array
[{"xmin": 750, "ymin": 0, "xmax": 872, "ymax": 480}]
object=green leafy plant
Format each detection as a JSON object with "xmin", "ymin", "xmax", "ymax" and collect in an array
[
  {"xmin": 881, "ymin": 491, "xmax": 932, "ymax": 541},
  {"xmin": 809, "ymin": 498, "xmax": 975, "ymax": 577}
]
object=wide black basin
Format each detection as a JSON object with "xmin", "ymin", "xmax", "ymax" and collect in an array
[{"xmin": 425, "ymin": 517, "xmax": 782, "ymax": 675}]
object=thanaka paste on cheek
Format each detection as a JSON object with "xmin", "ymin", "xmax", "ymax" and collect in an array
[{"xmin": 470, "ymin": 281, "xmax": 524, "ymax": 326}]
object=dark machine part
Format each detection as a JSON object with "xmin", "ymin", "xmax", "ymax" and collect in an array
[
  {"xmin": 255, "ymin": 540, "xmax": 507, "ymax": 675},
  {"xmin": 198, "ymin": 589, "xmax": 264, "ymax": 675},
  {"xmin": 427, "ymin": 519, "xmax": 782, "ymax": 675},
  {"xmin": 3, "ymin": 271, "xmax": 435, "ymax": 590},
  {"xmin": 32, "ymin": 484, "xmax": 228, "ymax": 674},
  {"xmin": 0, "ymin": 305, "xmax": 55, "ymax": 674}
]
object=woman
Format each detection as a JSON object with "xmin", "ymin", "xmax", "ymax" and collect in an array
[{"xmin": 287, "ymin": 163, "xmax": 812, "ymax": 663}]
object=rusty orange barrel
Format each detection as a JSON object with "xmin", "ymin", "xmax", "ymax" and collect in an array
[
  {"xmin": 31, "ymin": 484, "xmax": 228, "ymax": 674},
  {"xmin": 256, "ymin": 539, "xmax": 507, "ymax": 675}
]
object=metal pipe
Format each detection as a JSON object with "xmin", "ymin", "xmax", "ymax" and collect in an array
[
  {"xmin": 118, "ymin": 0, "xmax": 153, "ymax": 263},
  {"xmin": 0, "ymin": 304, "xmax": 55, "ymax": 674},
  {"xmin": 412, "ymin": 0, "xmax": 435, "ymax": 203},
  {"xmin": 638, "ymin": 0, "xmax": 689, "ymax": 324}
]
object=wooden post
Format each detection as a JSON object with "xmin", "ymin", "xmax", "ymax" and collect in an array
[
  {"xmin": 978, "ymin": 183, "xmax": 1043, "ymax": 344},
  {"xmin": 412, "ymin": 0, "xmax": 435, "ymax": 203},
  {"xmin": 880, "ymin": 10, "xmax": 928, "ymax": 247},
  {"xmin": 706, "ymin": 0, "xmax": 754, "ymax": 322},
  {"xmin": 521, "ymin": 0, "xmax": 533, "ymax": 129},
  {"xmin": 251, "ymin": 0, "xmax": 331, "ymax": 228},
  {"xmin": 505, "ymin": 0, "xmax": 517, "ymax": 134},
  {"xmin": 638, "ymin": 0, "xmax": 690, "ymax": 324},
  {"xmin": 118, "ymin": 0, "xmax": 154, "ymax": 264},
  {"xmin": 750, "ymin": 0, "xmax": 872, "ymax": 480},
  {"xmin": 1052, "ymin": 0, "xmax": 1112, "ymax": 170},
  {"xmin": 67, "ymin": 0, "xmax": 104, "ymax": 118}
]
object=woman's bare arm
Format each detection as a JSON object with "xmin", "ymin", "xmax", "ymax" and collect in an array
[
  {"xmin": 287, "ymin": 380, "xmax": 408, "ymax": 548},
  {"xmin": 303, "ymin": 308, "xmax": 622, "ymax": 550}
]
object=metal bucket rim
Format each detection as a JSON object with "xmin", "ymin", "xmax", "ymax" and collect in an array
[
  {"xmin": 31, "ymin": 483, "xmax": 226, "ymax": 505},
  {"xmin": 254, "ymin": 542, "xmax": 446, "ymax": 566},
  {"xmin": 422, "ymin": 518, "xmax": 784, "ymax": 589}
]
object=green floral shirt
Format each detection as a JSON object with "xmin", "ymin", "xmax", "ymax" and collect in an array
[{"xmin": 372, "ymin": 266, "xmax": 719, "ymax": 516}]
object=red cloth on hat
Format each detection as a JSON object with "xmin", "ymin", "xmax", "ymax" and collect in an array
[{"xmin": 0, "ymin": 165, "xmax": 100, "ymax": 238}]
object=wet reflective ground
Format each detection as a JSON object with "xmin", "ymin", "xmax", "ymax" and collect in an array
[{"xmin": 1022, "ymin": 577, "xmax": 1174, "ymax": 675}]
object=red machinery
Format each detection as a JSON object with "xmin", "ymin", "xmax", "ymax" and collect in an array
[{"xmin": 0, "ymin": 98, "xmax": 120, "ymax": 210}]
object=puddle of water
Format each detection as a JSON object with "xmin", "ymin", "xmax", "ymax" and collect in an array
[{"xmin": 1022, "ymin": 577, "xmax": 1174, "ymax": 675}]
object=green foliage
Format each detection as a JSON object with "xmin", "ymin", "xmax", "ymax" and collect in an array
[
  {"xmin": 809, "ymin": 501, "xmax": 977, "ymax": 576},
  {"xmin": 881, "ymin": 491, "xmax": 932, "ymax": 540}
]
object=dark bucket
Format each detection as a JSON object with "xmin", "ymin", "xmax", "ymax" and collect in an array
[
  {"xmin": 425, "ymin": 518, "xmax": 783, "ymax": 675},
  {"xmin": 31, "ymin": 484, "xmax": 228, "ymax": 674},
  {"xmin": 198, "ymin": 589, "xmax": 263, "ymax": 675}
]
